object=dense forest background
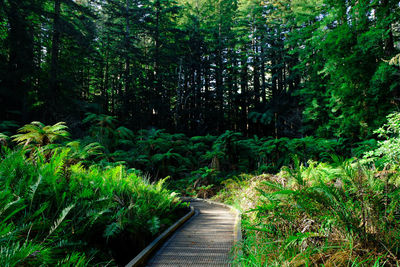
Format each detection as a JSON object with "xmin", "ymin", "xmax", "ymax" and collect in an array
[{"xmin": 1, "ymin": 0, "xmax": 399, "ymax": 141}]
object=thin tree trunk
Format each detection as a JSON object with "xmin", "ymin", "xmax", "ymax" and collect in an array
[
  {"xmin": 261, "ymin": 45, "xmax": 266, "ymax": 104},
  {"xmin": 49, "ymin": 0, "xmax": 61, "ymax": 111},
  {"xmin": 103, "ymin": 39, "xmax": 109, "ymax": 112}
]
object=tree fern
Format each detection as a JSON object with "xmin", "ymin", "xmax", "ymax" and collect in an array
[
  {"xmin": 0, "ymin": 197, "xmax": 23, "ymax": 219},
  {"xmin": 12, "ymin": 121, "xmax": 69, "ymax": 148},
  {"xmin": 66, "ymin": 140, "xmax": 104, "ymax": 163},
  {"xmin": 0, "ymin": 133, "xmax": 9, "ymax": 146}
]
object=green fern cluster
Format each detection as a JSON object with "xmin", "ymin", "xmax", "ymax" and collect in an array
[
  {"xmin": 0, "ymin": 123, "xmax": 184, "ymax": 265},
  {"xmin": 0, "ymin": 116, "xmax": 359, "ymax": 203},
  {"xmin": 83, "ymin": 113, "xmax": 134, "ymax": 152},
  {"xmin": 108, "ymin": 126, "xmax": 346, "ymax": 183},
  {"xmin": 215, "ymin": 113, "xmax": 400, "ymax": 266},
  {"xmin": 76, "ymin": 113, "xmax": 348, "ymax": 183},
  {"xmin": 216, "ymin": 159, "xmax": 400, "ymax": 266}
]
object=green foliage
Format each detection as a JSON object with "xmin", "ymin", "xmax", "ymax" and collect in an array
[
  {"xmin": 12, "ymin": 121, "xmax": 70, "ymax": 148},
  {"xmin": 0, "ymin": 132, "xmax": 9, "ymax": 147},
  {"xmin": 212, "ymin": 116, "xmax": 400, "ymax": 265},
  {"xmin": 364, "ymin": 112, "xmax": 400, "ymax": 167},
  {"xmin": 107, "ymin": 126, "xmax": 347, "ymax": 185},
  {"xmin": 1, "ymin": 0, "xmax": 399, "ymax": 143},
  {"xmin": 0, "ymin": 127, "xmax": 184, "ymax": 265},
  {"xmin": 292, "ymin": 0, "xmax": 400, "ymax": 140},
  {"xmin": 83, "ymin": 113, "xmax": 134, "ymax": 151},
  {"xmin": 65, "ymin": 140, "xmax": 105, "ymax": 164},
  {"xmin": 217, "ymin": 158, "xmax": 400, "ymax": 266},
  {"xmin": 0, "ymin": 121, "xmax": 19, "ymax": 136}
]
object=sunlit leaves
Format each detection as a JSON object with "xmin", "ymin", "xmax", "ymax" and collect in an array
[{"xmin": 12, "ymin": 122, "xmax": 70, "ymax": 147}]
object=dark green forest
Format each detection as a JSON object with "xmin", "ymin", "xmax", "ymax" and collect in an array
[
  {"xmin": 2, "ymin": 0, "xmax": 399, "ymax": 139},
  {"xmin": 1, "ymin": 0, "xmax": 400, "ymax": 266}
]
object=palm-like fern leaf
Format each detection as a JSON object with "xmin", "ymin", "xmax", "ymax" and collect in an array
[{"xmin": 12, "ymin": 121, "xmax": 70, "ymax": 147}]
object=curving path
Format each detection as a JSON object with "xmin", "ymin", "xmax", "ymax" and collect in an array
[{"xmin": 146, "ymin": 199, "xmax": 237, "ymax": 266}]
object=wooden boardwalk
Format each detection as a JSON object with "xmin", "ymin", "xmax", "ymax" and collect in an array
[{"xmin": 146, "ymin": 199, "xmax": 236, "ymax": 266}]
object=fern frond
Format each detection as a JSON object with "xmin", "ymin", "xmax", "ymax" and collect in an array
[
  {"xmin": 103, "ymin": 222, "xmax": 121, "ymax": 240},
  {"xmin": 29, "ymin": 175, "xmax": 42, "ymax": 208},
  {"xmin": 47, "ymin": 204, "xmax": 75, "ymax": 239}
]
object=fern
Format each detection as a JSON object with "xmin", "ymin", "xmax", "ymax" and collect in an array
[
  {"xmin": 387, "ymin": 53, "xmax": 400, "ymax": 66},
  {"xmin": 56, "ymin": 252, "xmax": 91, "ymax": 267},
  {"xmin": 0, "ymin": 132, "xmax": 9, "ymax": 146},
  {"xmin": 28, "ymin": 175, "xmax": 42, "ymax": 209},
  {"xmin": 47, "ymin": 204, "xmax": 75, "ymax": 239},
  {"xmin": 0, "ymin": 241, "xmax": 47, "ymax": 267},
  {"xmin": 103, "ymin": 222, "xmax": 121, "ymax": 240},
  {"xmin": 147, "ymin": 216, "xmax": 161, "ymax": 235},
  {"xmin": 12, "ymin": 121, "xmax": 69, "ymax": 148},
  {"xmin": 0, "ymin": 197, "xmax": 23, "ymax": 218}
]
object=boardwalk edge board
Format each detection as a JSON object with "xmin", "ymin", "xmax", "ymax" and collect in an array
[{"xmin": 125, "ymin": 206, "xmax": 195, "ymax": 267}]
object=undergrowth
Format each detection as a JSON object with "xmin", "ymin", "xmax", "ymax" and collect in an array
[
  {"xmin": 214, "ymin": 112, "xmax": 400, "ymax": 266},
  {"xmin": 0, "ymin": 122, "xmax": 185, "ymax": 266},
  {"xmin": 2, "ymin": 112, "xmax": 400, "ymax": 265}
]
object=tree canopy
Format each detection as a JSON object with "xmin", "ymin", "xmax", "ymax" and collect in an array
[{"xmin": 0, "ymin": 0, "xmax": 399, "ymax": 141}]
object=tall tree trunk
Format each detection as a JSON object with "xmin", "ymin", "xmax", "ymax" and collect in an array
[
  {"xmin": 382, "ymin": 0, "xmax": 394, "ymax": 57},
  {"xmin": 49, "ymin": 0, "xmax": 61, "ymax": 114},
  {"xmin": 253, "ymin": 37, "xmax": 260, "ymax": 104},
  {"xmin": 153, "ymin": 0, "xmax": 163, "ymax": 126},
  {"xmin": 240, "ymin": 52, "xmax": 248, "ymax": 133},
  {"xmin": 7, "ymin": 1, "xmax": 33, "ymax": 122},
  {"xmin": 103, "ymin": 38, "xmax": 109, "ymax": 112},
  {"xmin": 124, "ymin": 0, "xmax": 131, "ymax": 120},
  {"xmin": 261, "ymin": 45, "xmax": 266, "ymax": 104},
  {"xmin": 216, "ymin": 12, "xmax": 224, "ymax": 131}
]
